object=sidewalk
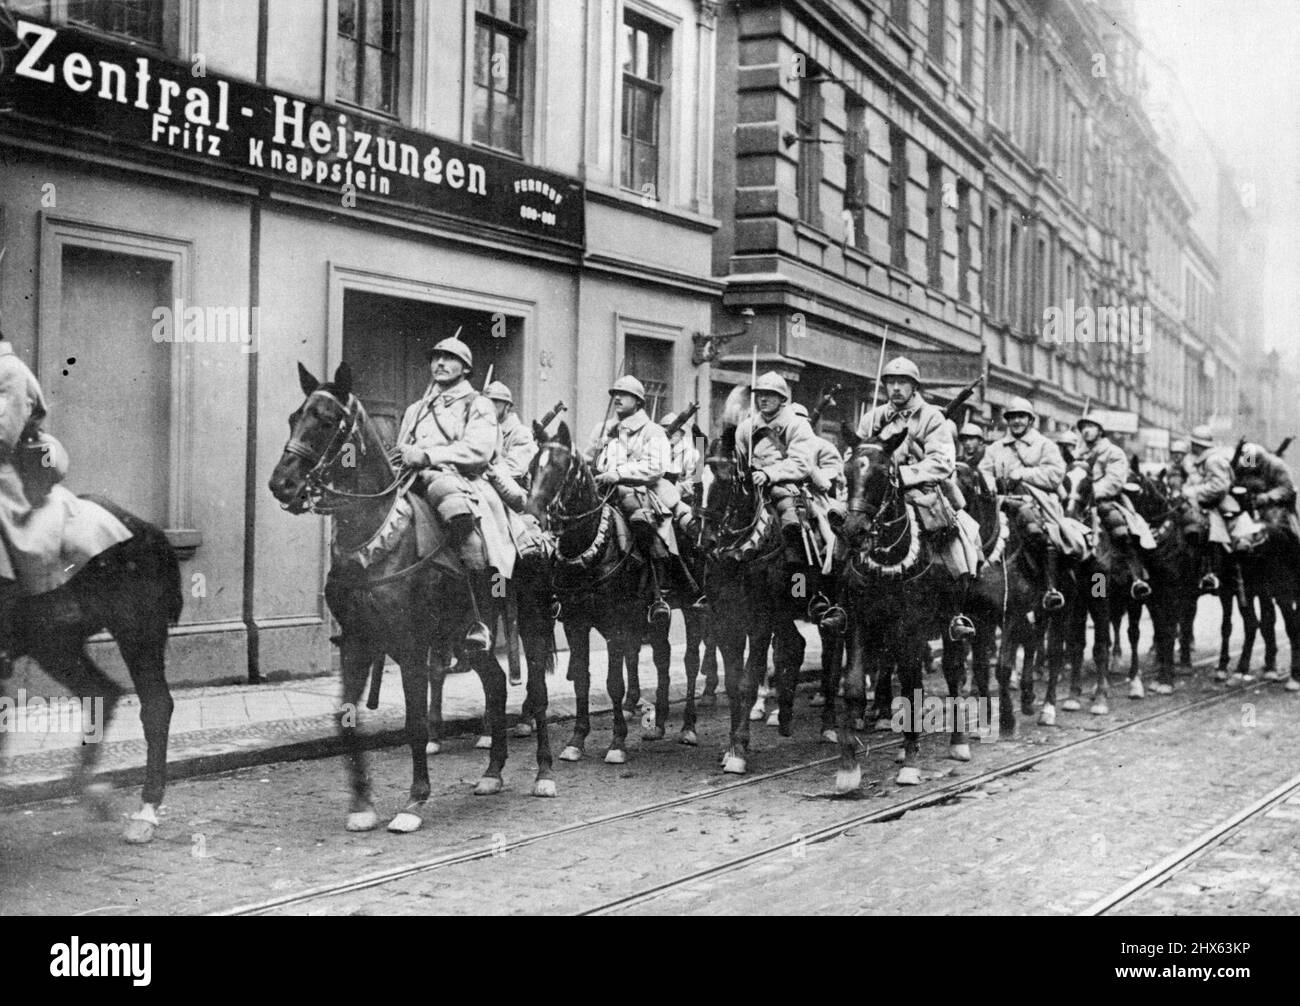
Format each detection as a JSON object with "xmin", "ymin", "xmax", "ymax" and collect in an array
[{"xmin": 0, "ymin": 622, "xmax": 823, "ymax": 805}]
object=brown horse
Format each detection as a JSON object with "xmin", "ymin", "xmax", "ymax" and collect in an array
[{"xmin": 269, "ymin": 362, "xmax": 553, "ymax": 835}]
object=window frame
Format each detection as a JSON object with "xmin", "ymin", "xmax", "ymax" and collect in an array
[
  {"xmin": 795, "ymin": 69, "xmax": 825, "ymax": 229},
  {"xmin": 620, "ymin": 9, "xmax": 670, "ymax": 201},
  {"xmin": 843, "ymin": 93, "xmax": 868, "ymax": 253},
  {"xmin": 926, "ymin": 155, "xmax": 944, "ymax": 289},
  {"xmin": 48, "ymin": 0, "xmax": 187, "ymax": 56},
  {"xmin": 927, "ymin": 0, "xmax": 945, "ymax": 66},
  {"xmin": 471, "ymin": 0, "xmax": 531, "ymax": 158},
  {"xmin": 334, "ymin": 0, "xmax": 406, "ymax": 118},
  {"xmin": 888, "ymin": 126, "xmax": 910, "ymax": 271}
]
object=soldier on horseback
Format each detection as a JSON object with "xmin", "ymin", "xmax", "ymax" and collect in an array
[
  {"xmin": 1076, "ymin": 410, "xmax": 1153, "ymax": 596},
  {"xmin": 0, "ymin": 337, "xmax": 133, "ymax": 677},
  {"xmin": 1052, "ymin": 427, "xmax": 1079, "ymax": 466},
  {"xmin": 1167, "ymin": 438, "xmax": 1190, "ymax": 493},
  {"xmin": 480, "ymin": 380, "xmax": 549, "ymax": 565},
  {"xmin": 1181, "ymin": 424, "xmax": 1234, "ymax": 592},
  {"xmin": 588, "ymin": 375, "xmax": 704, "ymax": 611},
  {"xmin": 1233, "ymin": 442, "xmax": 1300, "ymax": 553},
  {"xmin": 957, "ymin": 422, "xmax": 989, "ymax": 471},
  {"xmin": 856, "ymin": 356, "xmax": 981, "ymax": 639},
  {"xmin": 658, "ymin": 408, "xmax": 702, "ymax": 543},
  {"xmin": 398, "ymin": 334, "xmax": 508, "ymax": 648},
  {"xmin": 980, "ymin": 396, "xmax": 1067, "ymax": 610}
]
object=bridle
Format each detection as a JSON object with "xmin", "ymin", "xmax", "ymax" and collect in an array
[
  {"xmin": 282, "ymin": 389, "xmax": 412, "ymax": 515},
  {"xmin": 533, "ymin": 440, "xmax": 614, "ymax": 528},
  {"xmin": 846, "ymin": 445, "xmax": 913, "ymax": 568}
]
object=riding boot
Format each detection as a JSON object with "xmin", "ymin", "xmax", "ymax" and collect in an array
[
  {"xmin": 445, "ymin": 513, "xmax": 492, "ymax": 650},
  {"xmin": 1042, "ymin": 545, "xmax": 1065, "ymax": 611},
  {"xmin": 673, "ymin": 552, "xmax": 708, "ymax": 610},
  {"xmin": 1198, "ymin": 547, "xmax": 1221, "ymax": 594},
  {"xmin": 947, "ymin": 573, "xmax": 976, "ymax": 641},
  {"xmin": 781, "ymin": 522, "xmax": 806, "ymax": 566},
  {"xmin": 646, "ymin": 559, "xmax": 672, "ymax": 630}
]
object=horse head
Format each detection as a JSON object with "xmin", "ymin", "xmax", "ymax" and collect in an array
[
  {"xmin": 270, "ymin": 361, "xmax": 384, "ymax": 513},
  {"xmin": 1062, "ymin": 461, "xmax": 1093, "ymax": 520},
  {"xmin": 525, "ymin": 419, "xmax": 579, "ymax": 523},
  {"xmin": 842, "ymin": 426, "xmax": 907, "ymax": 543}
]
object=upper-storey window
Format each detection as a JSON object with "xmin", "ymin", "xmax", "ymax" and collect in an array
[
  {"xmin": 621, "ymin": 12, "xmax": 669, "ymax": 198},
  {"xmin": 796, "ymin": 71, "xmax": 824, "ymax": 227},
  {"xmin": 891, "ymin": 0, "xmax": 910, "ymax": 30},
  {"xmin": 928, "ymin": 0, "xmax": 945, "ymax": 65},
  {"xmin": 64, "ymin": 0, "xmax": 175, "ymax": 49},
  {"xmin": 473, "ymin": 0, "xmax": 529, "ymax": 156},
  {"xmin": 337, "ymin": 0, "xmax": 401, "ymax": 115}
]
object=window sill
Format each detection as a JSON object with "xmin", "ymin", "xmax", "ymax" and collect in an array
[
  {"xmin": 334, "ymin": 98, "xmax": 401, "ymax": 124},
  {"xmin": 586, "ymin": 183, "xmax": 720, "ymax": 233},
  {"xmin": 472, "ymin": 141, "xmax": 526, "ymax": 162},
  {"xmin": 794, "ymin": 219, "xmax": 832, "ymax": 247},
  {"xmin": 886, "ymin": 20, "xmax": 915, "ymax": 51},
  {"xmin": 843, "ymin": 243, "xmax": 873, "ymax": 270}
]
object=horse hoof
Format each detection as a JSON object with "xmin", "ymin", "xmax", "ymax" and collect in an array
[
  {"xmin": 722, "ymin": 754, "xmax": 747, "ymax": 775},
  {"xmin": 122, "ymin": 816, "xmax": 156, "ymax": 845},
  {"xmin": 473, "ymin": 777, "xmax": 504, "ymax": 796},
  {"xmin": 873, "ymin": 717, "xmax": 891, "ymax": 731},
  {"xmin": 1228, "ymin": 673, "xmax": 1254, "ymax": 686},
  {"xmin": 1213, "ymin": 669, "xmax": 1229, "ymax": 682},
  {"xmin": 559, "ymin": 745, "xmax": 584, "ymax": 762},
  {"xmin": 84, "ymin": 782, "xmax": 115, "ymax": 822},
  {"xmin": 604, "ymin": 748, "xmax": 627, "ymax": 765},
  {"xmin": 1038, "ymin": 704, "xmax": 1057, "ymax": 726},
  {"xmin": 1061, "ymin": 697, "xmax": 1081, "ymax": 712},
  {"xmin": 678, "ymin": 729, "xmax": 698, "ymax": 746},
  {"xmin": 426, "ymin": 740, "xmax": 442, "ymax": 755},
  {"xmin": 809, "ymin": 693, "xmax": 827, "ymax": 708},
  {"xmin": 346, "ymin": 810, "xmax": 380, "ymax": 832},
  {"xmin": 510, "ymin": 722, "xmax": 534, "ymax": 738},
  {"xmin": 1285, "ymin": 678, "xmax": 1300, "ymax": 692},
  {"xmin": 475, "ymin": 735, "xmax": 493, "ymax": 750},
  {"xmin": 1128, "ymin": 678, "xmax": 1145, "ymax": 700},
  {"xmin": 895, "ymin": 747, "xmax": 906, "ymax": 764},
  {"xmin": 1262, "ymin": 669, "xmax": 1289, "ymax": 683},
  {"xmin": 1089, "ymin": 701, "xmax": 1109, "ymax": 716},
  {"xmin": 643, "ymin": 726, "xmax": 666, "ymax": 741},
  {"xmin": 896, "ymin": 766, "xmax": 922, "ymax": 786},
  {"xmin": 820, "ymin": 728, "xmax": 838, "ymax": 745},
  {"xmin": 949, "ymin": 743, "xmax": 972, "ymax": 762},
  {"xmin": 749, "ymin": 704, "xmax": 766, "ymax": 722},
  {"xmin": 1153, "ymin": 682, "xmax": 1174, "ymax": 695},
  {"xmin": 387, "ymin": 811, "xmax": 423, "ymax": 834},
  {"xmin": 766, "ymin": 709, "xmax": 780, "ymax": 727},
  {"xmin": 834, "ymin": 765, "xmax": 862, "ymax": 795},
  {"xmin": 532, "ymin": 778, "xmax": 557, "ymax": 799}
]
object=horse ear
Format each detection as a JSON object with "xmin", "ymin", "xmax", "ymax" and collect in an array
[
  {"xmin": 1158, "ymin": 467, "xmax": 1167, "ymax": 481},
  {"xmin": 556, "ymin": 421, "xmax": 571, "ymax": 448},
  {"xmin": 878, "ymin": 427, "xmax": 908, "ymax": 458},
  {"xmin": 721, "ymin": 424, "xmax": 737, "ymax": 457},
  {"xmin": 297, "ymin": 362, "xmax": 319, "ymax": 396},
  {"xmin": 333, "ymin": 361, "xmax": 353, "ymax": 397},
  {"xmin": 841, "ymin": 422, "xmax": 861, "ymax": 451},
  {"xmin": 532, "ymin": 420, "xmax": 546, "ymax": 443}
]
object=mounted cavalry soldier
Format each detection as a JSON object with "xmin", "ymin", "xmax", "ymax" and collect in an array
[
  {"xmin": 1076, "ymin": 409, "xmax": 1154, "ymax": 596},
  {"xmin": 0, "ymin": 338, "xmax": 133, "ymax": 675},
  {"xmin": 735, "ymin": 373, "xmax": 822, "ymax": 567},
  {"xmin": 1181, "ymin": 424, "xmax": 1235, "ymax": 592},
  {"xmin": 1233, "ymin": 442, "xmax": 1300, "ymax": 552},
  {"xmin": 588, "ymin": 375, "xmax": 704, "ymax": 610},
  {"xmin": 481, "ymin": 380, "xmax": 546, "ymax": 562},
  {"xmin": 658, "ymin": 408, "xmax": 702, "ymax": 542},
  {"xmin": 1166, "ymin": 438, "xmax": 1191, "ymax": 493},
  {"xmin": 957, "ymin": 422, "xmax": 989, "ymax": 472},
  {"xmin": 398, "ymin": 334, "xmax": 512, "ymax": 648},
  {"xmin": 980, "ymin": 397, "xmax": 1068, "ymax": 609},
  {"xmin": 856, "ymin": 356, "xmax": 981, "ymax": 639}
]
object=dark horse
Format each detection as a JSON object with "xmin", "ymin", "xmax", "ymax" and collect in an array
[
  {"xmin": 835, "ymin": 430, "xmax": 975, "ymax": 792},
  {"xmin": 698, "ymin": 427, "xmax": 805, "ymax": 775},
  {"xmin": 1226, "ymin": 489, "xmax": 1300, "ymax": 682},
  {"xmin": 270, "ymin": 362, "xmax": 554, "ymax": 835},
  {"xmin": 526, "ymin": 421, "xmax": 699, "ymax": 762},
  {"xmin": 3, "ymin": 498, "xmax": 181, "ymax": 843}
]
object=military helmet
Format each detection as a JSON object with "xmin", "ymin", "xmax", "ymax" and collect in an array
[
  {"xmin": 430, "ymin": 335, "xmax": 474, "ymax": 370},
  {"xmin": 958, "ymin": 422, "xmax": 985, "ymax": 439},
  {"xmin": 1076, "ymin": 411, "xmax": 1104, "ymax": 432},
  {"xmin": 880, "ymin": 356, "xmax": 921, "ymax": 384},
  {"xmin": 1190, "ymin": 424, "xmax": 1214, "ymax": 448},
  {"xmin": 751, "ymin": 371, "xmax": 792, "ymax": 401},
  {"xmin": 483, "ymin": 381, "xmax": 513, "ymax": 405},
  {"xmin": 1053, "ymin": 427, "xmax": 1080, "ymax": 449},
  {"xmin": 608, "ymin": 375, "xmax": 647, "ymax": 402},
  {"xmin": 1003, "ymin": 396, "xmax": 1036, "ymax": 421},
  {"xmin": 790, "ymin": 403, "xmax": 810, "ymax": 419},
  {"xmin": 1169, "ymin": 438, "xmax": 1190, "ymax": 454}
]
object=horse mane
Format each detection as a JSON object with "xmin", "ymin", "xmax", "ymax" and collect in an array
[{"xmin": 719, "ymin": 383, "xmax": 751, "ymax": 429}]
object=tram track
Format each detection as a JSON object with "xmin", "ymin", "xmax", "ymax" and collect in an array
[
  {"xmin": 1079, "ymin": 769, "xmax": 1300, "ymax": 916},
  {"xmin": 215, "ymin": 647, "xmax": 1267, "ymax": 916}
]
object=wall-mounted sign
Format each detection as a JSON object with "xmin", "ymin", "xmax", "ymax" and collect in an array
[
  {"xmin": 0, "ymin": 15, "xmax": 584, "ymax": 247},
  {"xmin": 898, "ymin": 348, "xmax": 985, "ymax": 387}
]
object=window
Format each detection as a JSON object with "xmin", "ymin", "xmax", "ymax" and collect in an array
[
  {"xmin": 956, "ymin": 180, "xmax": 971, "ymax": 303},
  {"xmin": 625, "ymin": 335, "xmax": 672, "ymax": 421},
  {"xmin": 67, "ymin": 0, "xmax": 165, "ymax": 47},
  {"xmin": 958, "ymin": 0, "xmax": 974, "ymax": 89},
  {"xmin": 796, "ymin": 72, "xmax": 824, "ymax": 227},
  {"xmin": 843, "ymin": 95, "xmax": 868, "ymax": 252},
  {"xmin": 928, "ymin": 0, "xmax": 945, "ymax": 65},
  {"xmin": 1013, "ymin": 38, "xmax": 1028, "ymax": 148},
  {"xmin": 989, "ymin": 15, "xmax": 1006, "ymax": 124},
  {"xmin": 473, "ymin": 1, "xmax": 529, "ymax": 156},
  {"xmin": 621, "ymin": 12, "xmax": 668, "ymax": 197},
  {"xmin": 984, "ymin": 204, "xmax": 1001, "ymax": 317},
  {"xmin": 337, "ymin": 0, "xmax": 401, "ymax": 114},
  {"xmin": 1008, "ymin": 219, "xmax": 1020, "ymax": 331},
  {"xmin": 892, "ymin": 0, "xmax": 910, "ymax": 30},
  {"xmin": 889, "ymin": 127, "xmax": 909, "ymax": 270},
  {"xmin": 926, "ymin": 156, "xmax": 943, "ymax": 288}
]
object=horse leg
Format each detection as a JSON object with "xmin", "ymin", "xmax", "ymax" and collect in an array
[
  {"xmin": 896, "ymin": 639, "xmax": 923, "ymax": 785},
  {"xmin": 942, "ymin": 633, "xmax": 971, "ymax": 762},
  {"xmin": 775, "ymin": 620, "xmax": 803, "ymax": 737},
  {"xmin": 1217, "ymin": 587, "xmax": 1234, "ymax": 676},
  {"xmin": 819, "ymin": 625, "xmax": 843, "ymax": 743},
  {"xmin": 1090, "ymin": 595, "xmax": 1111, "ymax": 715},
  {"xmin": 834, "ymin": 617, "xmax": 866, "ymax": 795},
  {"xmin": 679, "ymin": 609, "xmax": 701, "ymax": 745},
  {"xmin": 1260, "ymin": 597, "xmax": 1278, "ymax": 677},
  {"xmin": 559, "ymin": 626, "xmax": 591, "ymax": 760},
  {"xmin": 385, "ymin": 647, "xmax": 432, "ymax": 832},
  {"xmin": 115, "ymin": 627, "xmax": 174, "ymax": 842},
  {"xmin": 504, "ymin": 583, "xmax": 523, "ymax": 687},
  {"xmin": 604, "ymin": 631, "xmax": 629, "ymax": 764},
  {"xmin": 521, "ymin": 626, "xmax": 555, "ymax": 795},
  {"xmin": 701, "ymin": 614, "xmax": 720, "ymax": 701},
  {"xmin": 471, "ymin": 649, "xmax": 508, "ymax": 795},
  {"xmin": 644, "ymin": 625, "xmax": 671, "ymax": 741},
  {"xmin": 623, "ymin": 624, "xmax": 642, "ymax": 714},
  {"xmin": 1127, "ymin": 598, "xmax": 1142, "ymax": 682},
  {"xmin": 724, "ymin": 627, "xmax": 763, "ymax": 774},
  {"xmin": 1236, "ymin": 590, "xmax": 1259, "ymax": 680},
  {"xmin": 426, "ymin": 647, "xmax": 446, "ymax": 754},
  {"xmin": 339, "ymin": 638, "xmax": 378, "ymax": 830}
]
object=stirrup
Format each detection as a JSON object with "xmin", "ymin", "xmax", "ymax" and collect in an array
[
  {"xmin": 548, "ymin": 600, "xmax": 562, "ymax": 621},
  {"xmin": 1042, "ymin": 588, "xmax": 1065, "ymax": 611},
  {"xmin": 688, "ymin": 595, "xmax": 709, "ymax": 612},
  {"xmin": 818, "ymin": 605, "xmax": 847, "ymax": 635},
  {"xmin": 463, "ymin": 621, "xmax": 492, "ymax": 653},
  {"xmin": 1130, "ymin": 579, "xmax": 1151, "ymax": 600},
  {"xmin": 1198, "ymin": 572, "xmax": 1220, "ymax": 593},
  {"xmin": 947, "ymin": 614, "xmax": 976, "ymax": 641},
  {"xmin": 807, "ymin": 592, "xmax": 832, "ymax": 621},
  {"xmin": 647, "ymin": 598, "xmax": 672, "ymax": 628}
]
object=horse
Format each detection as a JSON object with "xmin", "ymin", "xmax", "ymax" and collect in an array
[
  {"xmin": 696, "ymin": 426, "xmax": 809, "ymax": 774},
  {"xmin": 1225, "ymin": 487, "xmax": 1300, "ymax": 682},
  {"xmin": 269, "ymin": 362, "xmax": 552, "ymax": 835},
  {"xmin": 834, "ymin": 430, "xmax": 974, "ymax": 792},
  {"xmin": 1107, "ymin": 465, "xmax": 1183, "ymax": 696},
  {"xmin": 525, "ymin": 420, "xmax": 689, "ymax": 763},
  {"xmin": 2, "ymin": 497, "xmax": 181, "ymax": 843}
]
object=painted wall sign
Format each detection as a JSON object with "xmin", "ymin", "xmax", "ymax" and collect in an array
[{"xmin": 0, "ymin": 15, "xmax": 585, "ymax": 247}]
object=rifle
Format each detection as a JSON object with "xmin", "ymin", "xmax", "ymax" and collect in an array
[
  {"xmin": 537, "ymin": 400, "xmax": 567, "ymax": 431},
  {"xmin": 809, "ymin": 384, "xmax": 842, "ymax": 428},
  {"xmin": 943, "ymin": 374, "xmax": 984, "ymax": 423},
  {"xmin": 1230, "ymin": 436, "xmax": 1247, "ymax": 469},
  {"xmin": 1275, "ymin": 436, "xmax": 1293, "ymax": 458},
  {"xmin": 663, "ymin": 402, "xmax": 699, "ymax": 439}
]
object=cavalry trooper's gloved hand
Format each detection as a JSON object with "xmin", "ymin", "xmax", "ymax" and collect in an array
[
  {"xmin": 594, "ymin": 471, "xmax": 620, "ymax": 489},
  {"xmin": 399, "ymin": 444, "xmax": 427, "ymax": 468},
  {"xmin": 752, "ymin": 470, "xmax": 770, "ymax": 490},
  {"xmin": 995, "ymin": 476, "xmax": 1013, "ymax": 495}
]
